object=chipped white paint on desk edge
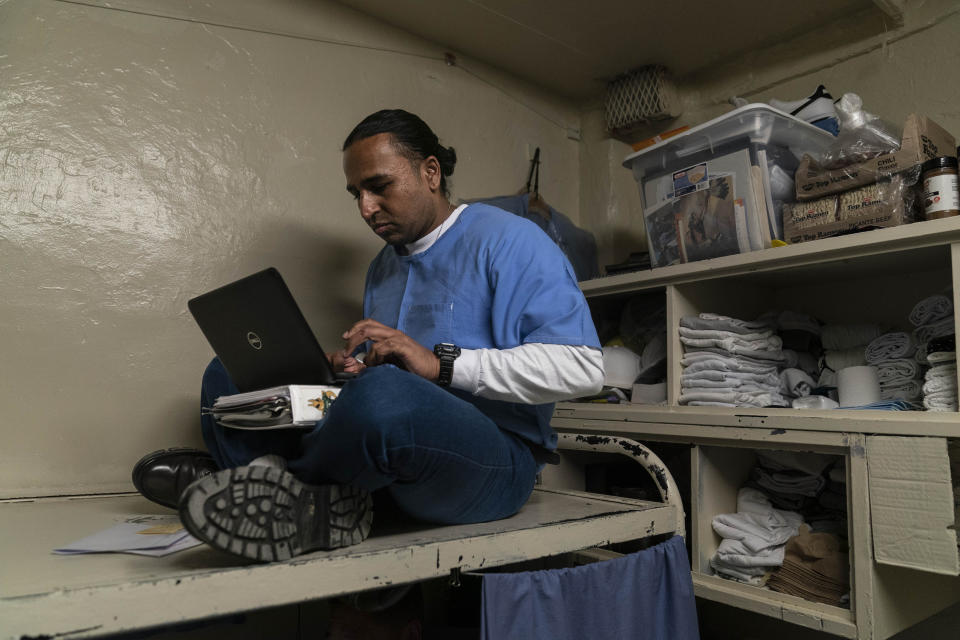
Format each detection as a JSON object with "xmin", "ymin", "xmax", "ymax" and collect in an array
[{"xmin": 0, "ymin": 489, "xmax": 677, "ymax": 639}]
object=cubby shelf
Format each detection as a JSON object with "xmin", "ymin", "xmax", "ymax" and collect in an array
[
  {"xmin": 581, "ymin": 216, "xmax": 960, "ymax": 297},
  {"xmin": 555, "ymin": 216, "xmax": 960, "ymax": 639},
  {"xmin": 691, "ymin": 574, "xmax": 857, "ymax": 638},
  {"xmin": 555, "ymin": 403, "xmax": 960, "ymax": 437}
]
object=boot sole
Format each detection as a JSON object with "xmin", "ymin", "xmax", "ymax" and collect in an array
[{"xmin": 179, "ymin": 466, "xmax": 373, "ymax": 562}]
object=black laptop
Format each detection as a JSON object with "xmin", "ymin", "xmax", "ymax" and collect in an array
[{"xmin": 188, "ymin": 268, "xmax": 344, "ymax": 392}]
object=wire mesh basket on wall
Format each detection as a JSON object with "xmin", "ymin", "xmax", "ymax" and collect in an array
[{"xmin": 604, "ymin": 66, "xmax": 681, "ymax": 138}]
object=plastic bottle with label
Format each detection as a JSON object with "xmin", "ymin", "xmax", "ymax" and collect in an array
[{"xmin": 921, "ymin": 156, "xmax": 960, "ymax": 219}]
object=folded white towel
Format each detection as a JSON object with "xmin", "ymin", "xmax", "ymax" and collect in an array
[
  {"xmin": 684, "ymin": 346, "xmax": 787, "ymax": 363},
  {"xmin": 679, "ymin": 326, "xmax": 776, "ymax": 342},
  {"xmin": 880, "ymin": 379, "xmax": 922, "ymax": 401},
  {"xmin": 680, "ymin": 334, "xmax": 783, "ymax": 353},
  {"xmin": 682, "ymin": 370, "xmax": 781, "ymax": 386},
  {"xmin": 709, "ymin": 557, "xmax": 769, "ymax": 584},
  {"xmin": 924, "ymin": 395, "xmax": 958, "ymax": 411},
  {"xmin": 914, "ymin": 317, "xmax": 955, "ymax": 344},
  {"xmin": 927, "ymin": 351, "xmax": 957, "ymax": 366},
  {"xmin": 923, "ymin": 377, "xmax": 957, "ymax": 394},
  {"xmin": 925, "ymin": 363, "xmax": 958, "ymax": 380},
  {"xmin": 679, "ymin": 389, "xmax": 790, "ymax": 408},
  {"xmin": 715, "ymin": 538, "xmax": 784, "ymax": 568},
  {"xmin": 876, "ymin": 358, "xmax": 922, "ymax": 383},
  {"xmin": 711, "ymin": 488, "xmax": 803, "ymax": 553},
  {"xmin": 865, "ymin": 332, "xmax": 916, "ymax": 364},
  {"xmin": 681, "ymin": 353, "xmax": 780, "ymax": 374},
  {"xmin": 910, "ymin": 294, "xmax": 953, "ymax": 327},
  {"xmin": 690, "ymin": 313, "xmax": 774, "ymax": 334},
  {"xmin": 687, "ymin": 401, "xmax": 737, "ymax": 407},
  {"xmin": 681, "ymin": 381, "xmax": 776, "ymax": 393},
  {"xmin": 821, "ymin": 324, "xmax": 882, "ymax": 350}
]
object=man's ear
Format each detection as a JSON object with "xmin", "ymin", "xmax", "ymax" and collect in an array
[{"xmin": 421, "ymin": 156, "xmax": 442, "ymax": 192}]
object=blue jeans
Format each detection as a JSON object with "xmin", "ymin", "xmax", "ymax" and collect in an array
[{"xmin": 200, "ymin": 358, "xmax": 538, "ymax": 525}]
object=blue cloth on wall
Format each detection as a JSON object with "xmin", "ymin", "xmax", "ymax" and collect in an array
[
  {"xmin": 471, "ymin": 194, "xmax": 600, "ymax": 282},
  {"xmin": 480, "ymin": 535, "xmax": 700, "ymax": 640}
]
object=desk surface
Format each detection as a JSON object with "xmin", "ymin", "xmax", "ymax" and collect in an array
[{"xmin": 1, "ymin": 488, "xmax": 677, "ymax": 639}]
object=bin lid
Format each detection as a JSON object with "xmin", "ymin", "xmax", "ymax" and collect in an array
[{"xmin": 622, "ymin": 103, "xmax": 834, "ymax": 176}]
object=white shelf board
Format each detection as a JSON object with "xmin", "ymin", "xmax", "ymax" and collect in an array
[
  {"xmin": 692, "ymin": 573, "xmax": 857, "ymax": 638},
  {"xmin": 582, "ymin": 217, "xmax": 960, "ymax": 297},
  {"xmin": 1, "ymin": 489, "xmax": 677, "ymax": 639},
  {"xmin": 554, "ymin": 403, "xmax": 960, "ymax": 438}
]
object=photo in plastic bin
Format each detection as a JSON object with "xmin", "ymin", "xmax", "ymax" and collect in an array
[
  {"xmin": 675, "ymin": 174, "xmax": 740, "ymax": 263},
  {"xmin": 643, "ymin": 198, "xmax": 683, "ymax": 268}
]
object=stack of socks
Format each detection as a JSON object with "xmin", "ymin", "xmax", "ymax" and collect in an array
[
  {"xmin": 710, "ymin": 487, "xmax": 803, "ymax": 586},
  {"xmin": 910, "ymin": 294, "xmax": 954, "ymax": 365},
  {"xmin": 767, "ymin": 524, "xmax": 849, "ymax": 607},
  {"xmin": 679, "ymin": 313, "xmax": 788, "ymax": 408},
  {"xmin": 864, "ymin": 332, "xmax": 922, "ymax": 402},
  {"xmin": 922, "ymin": 335, "xmax": 957, "ymax": 411}
]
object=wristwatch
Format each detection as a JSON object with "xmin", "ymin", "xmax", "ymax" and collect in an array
[{"xmin": 433, "ymin": 343, "xmax": 461, "ymax": 387}]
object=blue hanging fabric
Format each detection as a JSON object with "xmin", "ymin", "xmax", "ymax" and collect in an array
[{"xmin": 480, "ymin": 535, "xmax": 700, "ymax": 640}]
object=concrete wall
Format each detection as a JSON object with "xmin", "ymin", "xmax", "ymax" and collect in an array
[
  {"xmin": 0, "ymin": 0, "xmax": 582, "ymax": 497},
  {"xmin": 578, "ymin": 0, "xmax": 960, "ymax": 269}
]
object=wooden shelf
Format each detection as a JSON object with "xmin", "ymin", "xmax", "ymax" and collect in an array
[
  {"xmin": 554, "ymin": 403, "xmax": 960, "ymax": 438},
  {"xmin": 692, "ymin": 574, "xmax": 857, "ymax": 638},
  {"xmin": 582, "ymin": 217, "xmax": 960, "ymax": 297}
]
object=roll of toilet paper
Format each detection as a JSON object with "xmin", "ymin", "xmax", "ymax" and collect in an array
[{"xmin": 837, "ymin": 365, "xmax": 881, "ymax": 407}]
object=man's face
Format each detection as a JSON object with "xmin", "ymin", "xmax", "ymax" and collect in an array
[{"xmin": 343, "ymin": 133, "xmax": 442, "ymax": 246}]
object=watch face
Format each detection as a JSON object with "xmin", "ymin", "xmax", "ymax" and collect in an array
[{"xmin": 435, "ymin": 343, "xmax": 460, "ymax": 357}]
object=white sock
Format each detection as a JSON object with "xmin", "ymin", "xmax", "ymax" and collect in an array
[{"xmin": 248, "ymin": 454, "xmax": 287, "ymax": 470}]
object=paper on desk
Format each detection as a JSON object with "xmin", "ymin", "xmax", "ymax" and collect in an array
[{"xmin": 53, "ymin": 515, "xmax": 203, "ymax": 557}]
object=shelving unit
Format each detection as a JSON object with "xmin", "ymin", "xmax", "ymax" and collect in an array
[{"xmin": 549, "ymin": 217, "xmax": 960, "ymax": 639}]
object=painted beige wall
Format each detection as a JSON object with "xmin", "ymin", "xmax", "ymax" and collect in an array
[
  {"xmin": 579, "ymin": 0, "xmax": 960, "ymax": 269},
  {"xmin": 0, "ymin": 0, "xmax": 582, "ymax": 497}
]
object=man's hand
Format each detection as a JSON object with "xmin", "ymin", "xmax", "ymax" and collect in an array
[
  {"xmin": 327, "ymin": 349, "xmax": 365, "ymax": 374},
  {"xmin": 340, "ymin": 319, "xmax": 441, "ymax": 382}
]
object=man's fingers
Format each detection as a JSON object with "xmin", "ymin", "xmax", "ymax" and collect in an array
[{"xmin": 342, "ymin": 319, "xmax": 400, "ymax": 352}]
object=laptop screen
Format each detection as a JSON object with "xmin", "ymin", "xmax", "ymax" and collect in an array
[{"xmin": 188, "ymin": 268, "xmax": 338, "ymax": 392}]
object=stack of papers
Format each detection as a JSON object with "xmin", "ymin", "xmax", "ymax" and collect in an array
[
  {"xmin": 54, "ymin": 515, "xmax": 202, "ymax": 557},
  {"xmin": 209, "ymin": 384, "xmax": 341, "ymax": 429}
]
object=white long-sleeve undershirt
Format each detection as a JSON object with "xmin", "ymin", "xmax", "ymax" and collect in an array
[
  {"xmin": 404, "ymin": 204, "xmax": 604, "ymax": 404},
  {"xmin": 452, "ymin": 343, "xmax": 604, "ymax": 404}
]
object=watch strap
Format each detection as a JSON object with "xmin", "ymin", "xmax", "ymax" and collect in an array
[{"xmin": 433, "ymin": 343, "xmax": 460, "ymax": 387}]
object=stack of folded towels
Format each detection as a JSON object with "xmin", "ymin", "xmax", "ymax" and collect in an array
[
  {"xmin": 864, "ymin": 331, "xmax": 922, "ymax": 402},
  {"xmin": 710, "ymin": 487, "xmax": 803, "ymax": 586},
  {"xmin": 745, "ymin": 451, "xmax": 847, "ymax": 535},
  {"xmin": 922, "ymin": 334, "xmax": 957, "ymax": 412},
  {"xmin": 767, "ymin": 524, "xmax": 849, "ymax": 607},
  {"xmin": 817, "ymin": 323, "xmax": 881, "ymax": 389},
  {"xmin": 911, "ymin": 293, "xmax": 954, "ymax": 365},
  {"xmin": 679, "ymin": 313, "xmax": 788, "ymax": 408}
]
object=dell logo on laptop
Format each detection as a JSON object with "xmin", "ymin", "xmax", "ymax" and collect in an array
[{"xmin": 246, "ymin": 331, "xmax": 263, "ymax": 350}]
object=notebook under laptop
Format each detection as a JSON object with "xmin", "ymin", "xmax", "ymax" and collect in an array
[{"xmin": 188, "ymin": 267, "xmax": 345, "ymax": 392}]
